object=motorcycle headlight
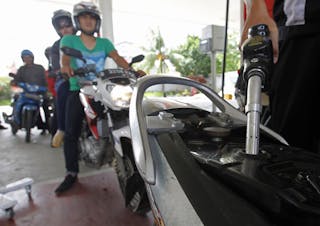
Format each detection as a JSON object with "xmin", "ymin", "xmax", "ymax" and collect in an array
[{"xmin": 110, "ymin": 85, "xmax": 133, "ymax": 108}]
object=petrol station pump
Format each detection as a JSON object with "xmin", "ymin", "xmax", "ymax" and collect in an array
[
  {"xmin": 200, "ymin": 25, "xmax": 225, "ymax": 94},
  {"xmin": 200, "ymin": 25, "xmax": 225, "ymax": 112}
]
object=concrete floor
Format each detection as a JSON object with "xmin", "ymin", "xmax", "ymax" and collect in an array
[
  {"xmin": 0, "ymin": 169, "xmax": 153, "ymax": 226},
  {"xmin": 0, "ymin": 106, "xmax": 153, "ymax": 225},
  {"xmin": 0, "ymin": 105, "xmax": 95, "ymax": 185}
]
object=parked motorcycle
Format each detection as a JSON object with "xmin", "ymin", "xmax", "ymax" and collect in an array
[
  {"xmin": 3, "ymin": 80, "xmax": 48, "ymax": 143},
  {"xmin": 61, "ymin": 47, "xmax": 150, "ymax": 214},
  {"xmin": 128, "ymin": 24, "xmax": 320, "ymax": 226}
]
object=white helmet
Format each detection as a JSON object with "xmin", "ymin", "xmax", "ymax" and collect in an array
[{"xmin": 73, "ymin": 1, "xmax": 101, "ymax": 35}]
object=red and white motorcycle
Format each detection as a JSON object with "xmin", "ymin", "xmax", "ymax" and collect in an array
[{"xmin": 61, "ymin": 47, "xmax": 150, "ymax": 214}]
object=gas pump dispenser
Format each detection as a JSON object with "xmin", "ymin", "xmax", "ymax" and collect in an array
[{"xmin": 200, "ymin": 24, "xmax": 225, "ymax": 94}]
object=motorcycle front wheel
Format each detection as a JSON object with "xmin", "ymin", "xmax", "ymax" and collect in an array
[{"xmin": 114, "ymin": 150, "xmax": 150, "ymax": 215}]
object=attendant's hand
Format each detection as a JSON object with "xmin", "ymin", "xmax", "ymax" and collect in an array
[{"xmin": 240, "ymin": 1, "xmax": 279, "ymax": 63}]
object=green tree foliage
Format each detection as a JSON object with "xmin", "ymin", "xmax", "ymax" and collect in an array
[
  {"xmin": 171, "ymin": 33, "xmax": 241, "ymax": 77},
  {"xmin": 215, "ymin": 32, "xmax": 241, "ymax": 74},
  {"xmin": 170, "ymin": 35, "xmax": 211, "ymax": 77},
  {"xmin": 141, "ymin": 29, "xmax": 241, "ymax": 78},
  {"xmin": 0, "ymin": 77, "xmax": 11, "ymax": 105}
]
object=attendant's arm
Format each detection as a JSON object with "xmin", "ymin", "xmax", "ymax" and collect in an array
[{"xmin": 241, "ymin": 0, "xmax": 278, "ymax": 63}]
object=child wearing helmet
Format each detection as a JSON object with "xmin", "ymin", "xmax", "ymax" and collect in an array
[{"xmin": 54, "ymin": 1, "xmax": 139, "ymax": 195}]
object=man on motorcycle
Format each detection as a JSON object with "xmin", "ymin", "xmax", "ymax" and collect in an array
[
  {"xmin": 6, "ymin": 50, "xmax": 50, "ymax": 134},
  {"xmin": 55, "ymin": 1, "xmax": 137, "ymax": 195},
  {"xmin": 50, "ymin": 9, "xmax": 75, "ymax": 148},
  {"xmin": 13, "ymin": 50, "xmax": 47, "ymax": 87}
]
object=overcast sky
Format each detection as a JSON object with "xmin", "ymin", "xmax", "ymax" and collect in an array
[{"xmin": 0, "ymin": 0, "xmax": 241, "ymax": 75}]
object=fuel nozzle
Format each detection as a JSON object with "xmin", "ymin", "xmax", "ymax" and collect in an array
[
  {"xmin": 242, "ymin": 24, "xmax": 273, "ymax": 90},
  {"xmin": 241, "ymin": 24, "xmax": 273, "ymax": 155}
]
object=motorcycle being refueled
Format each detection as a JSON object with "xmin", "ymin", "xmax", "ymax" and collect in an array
[
  {"xmin": 61, "ymin": 47, "xmax": 150, "ymax": 214},
  {"xmin": 3, "ymin": 73, "xmax": 48, "ymax": 143},
  {"xmin": 127, "ymin": 24, "xmax": 320, "ymax": 226}
]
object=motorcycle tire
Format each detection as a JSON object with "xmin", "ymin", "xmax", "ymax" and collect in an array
[
  {"xmin": 114, "ymin": 152, "xmax": 151, "ymax": 215},
  {"xmin": 25, "ymin": 110, "xmax": 33, "ymax": 143}
]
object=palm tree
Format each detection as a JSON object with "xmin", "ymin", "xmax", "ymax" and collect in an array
[
  {"xmin": 140, "ymin": 28, "xmax": 172, "ymax": 74},
  {"xmin": 141, "ymin": 28, "xmax": 177, "ymax": 96}
]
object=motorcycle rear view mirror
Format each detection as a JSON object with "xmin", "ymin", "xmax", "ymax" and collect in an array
[
  {"xmin": 60, "ymin": 46, "xmax": 86, "ymax": 63},
  {"xmin": 129, "ymin": 55, "xmax": 144, "ymax": 66}
]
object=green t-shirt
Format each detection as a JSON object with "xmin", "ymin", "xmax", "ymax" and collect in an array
[{"xmin": 60, "ymin": 35, "xmax": 115, "ymax": 91}]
